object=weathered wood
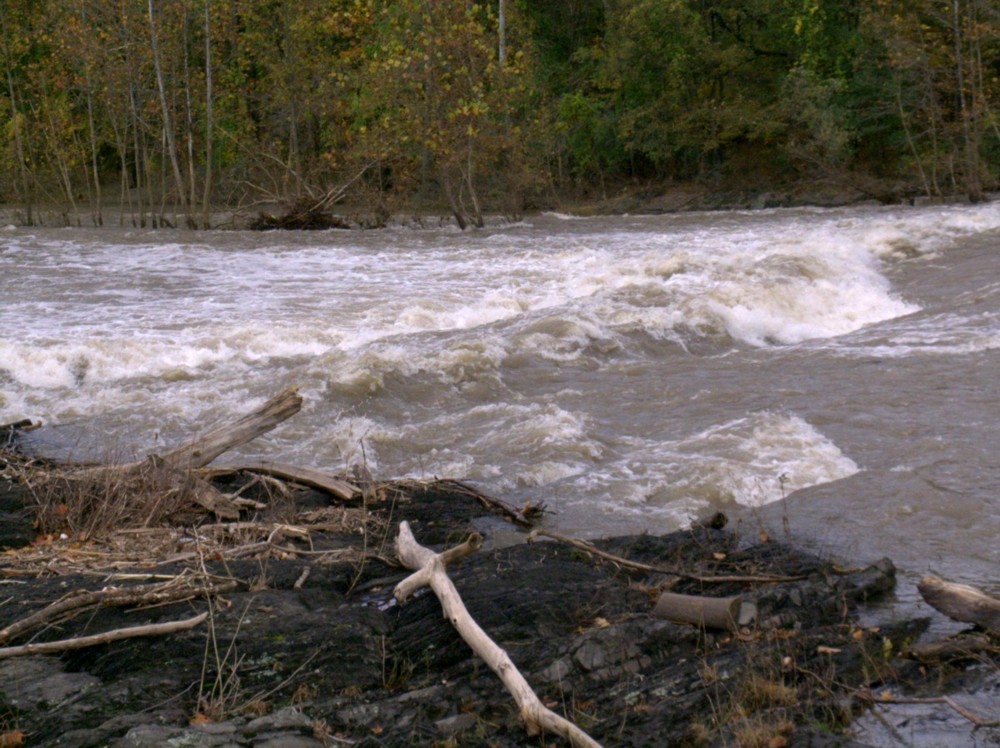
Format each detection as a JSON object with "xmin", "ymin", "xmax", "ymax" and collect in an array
[
  {"xmin": 159, "ymin": 387, "xmax": 302, "ymax": 469},
  {"xmin": 855, "ymin": 689, "xmax": 1000, "ymax": 727},
  {"xmin": 393, "ymin": 521, "xmax": 603, "ymax": 748},
  {"xmin": 200, "ymin": 460, "xmax": 358, "ymax": 501},
  {"xmin": 0, "ymin": 613, "xmax": 208, "ymax": 659},
  {"xmin": 0, "ymin": 579, "xmax": 238, "ymax": 645},
  {"xmin": 918, "ymin": 575, "xmax": 1000, "ymax": 634},
  {"xmin": 50, "ymin": 388, "xmax": 302, "ymax": 526},
  {"xmin": 653, "ymin": 591, "xmax": 747, "ymax": 632}
]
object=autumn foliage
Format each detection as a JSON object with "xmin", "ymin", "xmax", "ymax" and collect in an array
[{"xmin": 0, "ymin": 0, "xmax": 998, "ymax": 227}]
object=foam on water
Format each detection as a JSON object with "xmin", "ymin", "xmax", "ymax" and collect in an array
[
  {"xmin": 3, "ymin": 202, "xmax": 996, "ymax": 541},
  {"xmin": 544, "ymin": 412, "xmax": 860, "ymax": 533},
  {"xmin": 1, "ymin": 205, "xmax": 953, "ymax": 406}
]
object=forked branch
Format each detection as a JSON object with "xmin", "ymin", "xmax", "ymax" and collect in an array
[{"xmin": 393, "ymin": 521, "xmax": 602, "ymax": 748}]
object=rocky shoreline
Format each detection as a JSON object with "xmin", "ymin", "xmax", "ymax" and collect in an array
[
  {"xmin": 1, "ymin": 381, "xmax": 998, "ymax": 748},
  {"xmin": 0, "ymin": 460, "xmax": 996, "ymax": 747}
]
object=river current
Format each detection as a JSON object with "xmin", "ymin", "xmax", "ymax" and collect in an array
[{"xmin": 2, "ymin": 203, "xmax": 999, "ymax": 591}]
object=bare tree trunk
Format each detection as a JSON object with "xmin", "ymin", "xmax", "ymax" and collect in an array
[
  {"xmin": 148, "ymin": 0, "xmax": 189, "ymax": 220},
  {"xmin": 440, "ymin": 169, "xmax": 468, "ymax": 230},
  {"xmin": 498, "ymin": 0, "xmax": 506, "ymax": 66},
  {"xmin": 282, "ymin": 0, "xmax": 301, "ymax": 199},
  {"xmin": 463, "ymin": 139, "xmax": 484, "ymax": 228},
  {"xmin": 0, "ymin": 6, "xmax": 34, "ymax": 225},
  {"xmin": 129, "ymin": 82, "xmax": 147, "ymax": 227},
  {"xmin": 78, "ymin": 5, "xmax": 103, "ymax": 227},
  {"xmin": 85, "ymin": 89, "xmax": 103, "ymax": 226},
  {"xmin": 896, "ymin": 83, "xmax": 931, "ymax": 198},
  {"xmin": 183, "ymin": 0, "xmax": 198, "ymax": 228},
  {"xmin": 952, "ymin": 0, "xmax": 982, "ymax": 201},
  {"xmin": 202, "ymin": 0, "xmax": 214, "ymax": 229}
]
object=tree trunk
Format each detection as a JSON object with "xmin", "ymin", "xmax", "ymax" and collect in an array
[
  {"xmin": 148, "ymin": 0, "xmax": 189, "ymax": 219},
  {"xmin": 202, "ymin": 0, "xmax": 214, "ymax": 229},
  {"xmin": 498, "ymin": 0, "xmax": 506, "ymax": 66},
  {"xmin": 0, "ymin": 6, "xmax": 34, "ymax": 225},
  {"xmin": 952, "ymin": 0, "xmax": 983, "ymax": 201}
]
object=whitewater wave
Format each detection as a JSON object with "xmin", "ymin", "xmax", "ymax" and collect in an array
[{"xmin": 546, "ymin": 412, "xmax": 860, "ymax": 532}]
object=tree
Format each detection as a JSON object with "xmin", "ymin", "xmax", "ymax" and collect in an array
[{"xmin": 361, "ymin": 0, "xmax": 537, "ymax": 227}]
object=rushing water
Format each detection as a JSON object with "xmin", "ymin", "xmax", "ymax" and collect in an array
[{"xmin": 2, "ymin": 203, "xmax": 999, "ymax": 590}]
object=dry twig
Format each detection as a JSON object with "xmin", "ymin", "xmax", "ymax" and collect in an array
[{"xmin": 529, "ymin": 530, "xmax": 805, "ymax": 584}]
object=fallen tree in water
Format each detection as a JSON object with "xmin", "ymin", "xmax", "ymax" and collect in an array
[{"xmin": 0, "ymin": 392, "xmax": 997, "ymax": 746}]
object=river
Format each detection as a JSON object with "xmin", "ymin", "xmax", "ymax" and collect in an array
[{"xmin": 2, "ymin": 203, "xmax": 999, "ymax": 594}]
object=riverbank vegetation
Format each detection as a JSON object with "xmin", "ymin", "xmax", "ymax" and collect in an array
[{"xmin": 1, "ymin": 0, "xmax": 999, "ymax": 228}]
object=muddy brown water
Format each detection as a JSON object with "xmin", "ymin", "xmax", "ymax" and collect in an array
[{"xmin": 2, "ymin": 204, "xmax": 999, "ymax": 596}]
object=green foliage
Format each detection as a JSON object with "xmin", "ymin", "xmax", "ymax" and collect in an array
[{"xmin": 0, "ymin": 0, "xmax": 997, "ymax": 222}]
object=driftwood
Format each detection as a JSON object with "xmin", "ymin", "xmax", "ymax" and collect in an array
[
  {"xmin": 149, "ymin": 454, "xmax": 240, "ymax": 519},
  {"xmin": 34, "ymin": 388, "xmax": 309, "ymax": 525},
  {"xmin": 653, "ymin": 591, "xmax": 756, "ymax": 632},
  {"xmin": 918, "ymin": 575, "xmax": 1000, "ymax": 634},
  {"xmin": 158, "ymin": 387, "xmax": 303, "ymax": 470},
  {"xmin": 393, "ymin": 521, "xmax": 603, "ymax": 748},
  {"xmin": 0, "ymin": 613, "xmax": 208, "ymax": 659},
  {"xmin": 0, "ymin": 578, "xmax": 238, "ymax": 645},
  {"xmin": 70, "ymin": 387, "xmax": 303, "ymax": 479},
  {"xmin": 200, "ymin": 460, "xmax": 358, "ymax": 501}
]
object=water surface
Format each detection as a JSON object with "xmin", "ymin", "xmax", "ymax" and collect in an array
[{"xmin": 2, "ymin": 204, "xmax": 999, "ymax": 592}]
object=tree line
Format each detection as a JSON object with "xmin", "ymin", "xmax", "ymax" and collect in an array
[{"xmin": 1, "ymin": 0, "xmax": 998, "ymax": 228}]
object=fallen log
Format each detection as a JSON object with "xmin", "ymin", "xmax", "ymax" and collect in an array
[
  {"xmin": 653, "ymin": 591, "xmax": 756, "ymax": 632},
  {"xmin": 918, "ymin": 575, "xmax": 1000, "ymax": 634},
  {"xmin": 393, "ymin": 521, "xmax": 603, "ymax": 748},
  {"xmin": 149, "ymin": 455, "xmax": 240, "ymax": 520},
  {"xmin": 199, "ymin": 460, "xmax": 358, "ymax": 501},
  {"xmin": 71, "ymin": 387, "xmax": 302, "ymax": 477},
  {"xmin": 529, "ymin": 529, "xmax": 805, "ymax": 584},
  {"xmin": 855, "ymin": 689, "xmax": 1000, "ymax": 727},
  {"xmin": 26, "ymin": 388, "xmax": 303, "ymax": 530},
  {"xmin": 158, "ymin": 387, "xmax": 303, "ymax": 470}
]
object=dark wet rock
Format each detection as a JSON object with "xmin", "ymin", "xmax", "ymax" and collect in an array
[
  {"xmin": 0, "ymin": 476, "xmax": 34, "ymax": 549},
  {"xmin": 0, "ymin": 472, "xmax": 996, "ymax": 747}
]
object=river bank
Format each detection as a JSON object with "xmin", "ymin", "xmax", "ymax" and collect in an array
[
  {"xmin": 1, "ymin": 410, "xmax": 998, "ymax": 747},
  {"xmin": 0, "ymin": 175, "xmax": 979, "ymax": 231}
]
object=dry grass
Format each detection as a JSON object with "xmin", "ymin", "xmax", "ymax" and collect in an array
[
  {"xmin": 732, "ymin": 715, "xmax": 794, "ymax": 748},
  {"xmin": 19, "ymin": 456, "xmax": 215, "ymax": 539},
  {"xmin": 0, "ymin": 441, "xmax": 392, "ymax": 577}
]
